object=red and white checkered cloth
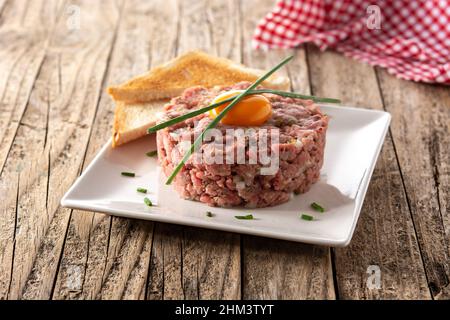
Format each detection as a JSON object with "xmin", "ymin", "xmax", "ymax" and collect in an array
[{"xmin": 253, "ymin": 0, "xmax": 450, "ymax": 84}]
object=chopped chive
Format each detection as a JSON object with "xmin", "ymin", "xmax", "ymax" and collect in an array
[
  {"xmin": 146, "ymin": 150, "xmax": 158, "ymax": 157},
  {"xmin": 235, "ymin": 214, "xmax": 254, "ymax": 220},
  {"xmin": 121, "ymin": 172, "xmax": 135, "ymax": 177},
  {"xmin": 165, "ymin": 55, "xmax": 294, "ymax": 185},
  {"xmin": 311, "ymin": 202, "xmax": 325, "ymax": 213},
  {"xmin": 137, "ymin": 187, "xmax": 147, "ymax": 194},
  {"xmin": 206, "ymin": 211, "xmax": 213, "ymax": 217},
  {"xmin": 301, "ymin": 214, "xmax": 314, "ymax": 221},
  {"xmin": 144, "ymin": 197, "xmax": 153, "ymax": 207}
]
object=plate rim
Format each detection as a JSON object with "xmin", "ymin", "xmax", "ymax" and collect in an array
[{"xmin": 61, "ymin": 105, "xmax": 391, "ymax": 247}]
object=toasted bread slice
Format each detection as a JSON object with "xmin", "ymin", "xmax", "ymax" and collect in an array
[
  {"xmin": 112, "ymin": 99, "xmax": 169, "ymax": 147},
  {"xmin": 108, "ymin": 50, "xmax": 290, "ymax": 103},
  {"xmin": 110, "ymin": 50, "xmax": 291, "ymax": 147}
]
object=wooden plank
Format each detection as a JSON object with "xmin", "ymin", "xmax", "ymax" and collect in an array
[
  {"xmin": 3, "ymin": 0, "xmax": 122, "ymax": 299},
  {"xmin": 52, "ymin": 0, "xmax": 180, "ymax": 300},
  {"xmin": 0, "ymin": 52, "xmax": 51, "ymax": 298},
  {"xmin": 121, "ymin": 223, "xmax": 154, "ymax": 300},
  {"xmin": 182, "ymin": 227, "xmax": 241, "ymax": 299},
  {"xmin": 239, "ymin": 0, "xmax": 335, "ymax": 300},
  {"xmin": 51, "ymin": 207, "xmax": 100, "ymax": 299},
  {"xmin": 0, "ymin": 0, "xmax": 63, "ymax": 299},
  {"xmin": 0, "ymin": 0, "xmax": 64, "ymax": 173},
  {"xmin": 63, "ymin": 214, "xmax": 111, "ymax": 299},
  {"xmin": 307, "ymin": 46, "xmax": 431, "ymax": 299},
  {"xmin": 54, "ymin": 216, "xmax": 155, "ymax": 300},
  {"xmin": 0, "ymin": 0, "xmax": 7, "ymax": 19},
  {"xmin": 177, "ymin": 0, "xmax": 242, "ymax": 61},
  {"xmin": 0, "ymin": 171, "xmax": 18, "ymax": 298},
  {"xmin": 147, "ymin": 223, "xmax": 184, "ymax": 300},
  {"xmin": 243, "ymin": 237, "xmax": 335, "ymax": 299},
  {"xmin": 376, "ymin": 69, "xmax": 450, "ymax": 299},
  {"xmin": 97, "ymin": 219, "xmax": 154, "ymax": 300}
]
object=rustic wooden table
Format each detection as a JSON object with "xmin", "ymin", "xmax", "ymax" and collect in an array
[{"xmin": 0, "ymin": 0, "xmax": 449, "ymax": 300}]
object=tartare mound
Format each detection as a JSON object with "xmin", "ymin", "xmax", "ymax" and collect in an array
[{"xmin": 156, "ymin": 82, "xmax": 328, "ymax": 208}]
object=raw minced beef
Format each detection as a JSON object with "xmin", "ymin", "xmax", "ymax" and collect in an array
[{"xmin": 156, "ymin": 82, "xmax": 328, "ymax": 208}]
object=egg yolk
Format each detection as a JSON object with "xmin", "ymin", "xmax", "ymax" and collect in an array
[{"xmin": 209, "ymin": 90, "xmax": 272, "ymax": 126}]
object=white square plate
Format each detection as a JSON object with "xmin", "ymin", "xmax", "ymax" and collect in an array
[{"xmin": 61, "ymin": 105, "xmax": 390, "ymax": 247}]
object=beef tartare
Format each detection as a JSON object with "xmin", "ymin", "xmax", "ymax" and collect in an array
[{"xmin": 156, "ymin": 82, "xmax": 328, "ymax": 208}]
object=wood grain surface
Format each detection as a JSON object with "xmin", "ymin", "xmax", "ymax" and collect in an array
[{"xmin": 0, "ymin": 0, "xmax": 448, "ymax": 300}]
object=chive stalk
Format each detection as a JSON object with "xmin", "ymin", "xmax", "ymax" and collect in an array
[
  {"xmin": 235, "ymin": 214, "xmax": 254, "ymax": 220},
  {"xmin": 311, "ymin": 202, "xmax": 325, "ymax": 213},
  {"xmin": 144, "ymin": 197, "xmax": 153, "ymax": 207},
  {"xmin": 146, "ymin": 150, "xmax": 158, "ymax": 157},
  {"xmin": 301, "ymin": 214, "xmax": 314, "ymax": 221},
  {"xmin": 121, "ymin": 172, "xmax": 135, "ymax": 177}
]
